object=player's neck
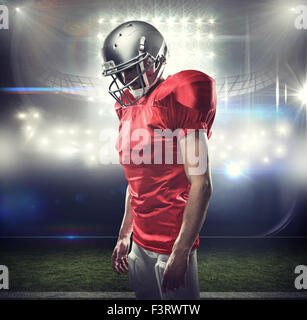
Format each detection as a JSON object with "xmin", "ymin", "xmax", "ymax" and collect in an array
[{"xmin": 146, "ymin": 78, "xmax": 165, "ymax": 96}]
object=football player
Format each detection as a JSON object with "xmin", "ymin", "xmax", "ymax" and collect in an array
[{"xmin": 101, "ymin": 20, "xmax": 217, "ymax": 300}]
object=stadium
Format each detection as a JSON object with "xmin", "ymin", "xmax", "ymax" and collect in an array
[{"xmin": 0, "ymin": 0, "xmax": 307, "ymax": 301}]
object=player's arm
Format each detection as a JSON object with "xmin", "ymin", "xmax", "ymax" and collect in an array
[
  {"xmin": 162, "ymin": 130, "xmax": 212, "ymax": 292},
  {"xmin": 118, "ymin": 185, "xmax": 133, "ymax": 240},
  {"xmin": 172, "ymin": 130, "xmax": 212, "ymax": 255},
  {"xmin": 112, "ymin": 185, "xmax": 133, "ymax": 275}
]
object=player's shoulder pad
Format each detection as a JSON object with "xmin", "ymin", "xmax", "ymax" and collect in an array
[{"xmin": 154, "ymin": 70, "xmax": 216, "ymax": 113}]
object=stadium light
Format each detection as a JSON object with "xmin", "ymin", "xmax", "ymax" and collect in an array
[
  {"xmin": 56, "ymin": 129, "xmax": 64, "ymax": 135},
  {"xmin": 297, "ymin": 84, "xmax": 307, "ymax": 105},
  {"xmin": 86, "ymin": 143, "xmax": 94, "ymax": 150},
  {"xmin": 181, "ymin": 17, "xmax": 188, "ymax": 25},
  {"xmin": 219, "ymin": 152, "xmax": 228, "ymax": 159},
  {"xmin": 275, "ymin": 145, "xmax": 287, "ymax": 158},
  {"xmin": 209, "ymin": 51, "xmax": 215, "ymax": 58},
  {"xmin": 167, "ymin": 17, "xmax": 175, "ymax": 26},
  {"xmin": 209, "ymin": 18, "xmax": 215, "ymax": 24},
  {"xmin": 40, "ymin": 138, "xmax": 49, "ymax": 147},
  {"xmin": 277, "ymin": 124, "xmax": 290, "ymax": 136},
  {"xmin": 98, "ymin": 18, "xmax": 103, "ymax": 24},
  {"xmin": 153, "ymin": 17, "xmax": 161, "ymax": 25},
  {"xmin": 15, "ymin": 7, "xmax": 21, "ymax": 12},
  {"xmin": 195, "ymin": 33, "xmax": 201, "ymax": 40},
  {"xmin": 17, "ymin": 113, "xmax": 27, "ymax": 119},
  {"xmin": 226, "ymin": 163, "xmax": 242, "ymax": 178},
  {"xmin": 58, "ymin": 146, "xmax": 79, "ymax": 157},
  {"xmin": 98, "ymin": 109, "xmax": 105, "ymax": 116}
]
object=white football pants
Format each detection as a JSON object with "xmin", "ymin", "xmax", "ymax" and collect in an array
[{"xmin": 127, "ymin": 240, "xmax": 200, "ymax": 300}]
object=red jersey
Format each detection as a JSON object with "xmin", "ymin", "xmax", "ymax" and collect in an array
[{"xmin": 115, "ymin": 70, "xmax": 217, "ymax": 254}]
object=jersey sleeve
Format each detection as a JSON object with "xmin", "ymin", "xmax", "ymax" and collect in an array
[{"xmin": 166, "ymin": 71, "xmax": 217, "ymax": 140}]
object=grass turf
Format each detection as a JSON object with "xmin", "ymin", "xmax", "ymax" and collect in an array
[{"xmin": 0, "ymin": 238, "xmax": 306, "ymax": 292}]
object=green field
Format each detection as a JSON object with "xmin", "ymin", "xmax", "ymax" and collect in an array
[{"xmin": 0, "ymin": 238, "xmax": 306, "ymax": 292}]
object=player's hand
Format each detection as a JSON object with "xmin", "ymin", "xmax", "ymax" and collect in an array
[
  {"xmin": 112, "ymin": 235, "xmax": 130, "ymax": 275},
  {"xmin": 161, "ymin": 251, "xmax": 189, "ymax": 293}
]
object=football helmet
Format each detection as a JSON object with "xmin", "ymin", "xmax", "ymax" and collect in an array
[{"xmin": 101, "ymin": 20, "xmax": 168, "ymax": 107}]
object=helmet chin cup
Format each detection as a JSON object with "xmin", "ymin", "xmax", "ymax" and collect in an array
[{"xmin": 129, "ymin": 87, "xmax": 145, "ymax": 98}]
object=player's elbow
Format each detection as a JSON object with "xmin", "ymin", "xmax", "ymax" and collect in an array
[
  {"xmin": 203, "ymin": 178, "xmax": 213, "ymax": 199},
  {"xmin": 191, "ymin": 175, "xmax": 213, "ymax": 199}
]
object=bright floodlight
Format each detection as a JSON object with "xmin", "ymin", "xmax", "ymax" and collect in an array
[
  {"xmin": 40, "ymin": 138, "xmax": 49, "ymax": 147},
  {"xmin": 153, "ymin": 17, "xmax": 161, "ymax": 25},
  {"xmin": 209, "ymin": 18, "xmax": 215, "ymax": 24},
  {"xmin": 98, "ymin": 18, "xmax": 103, "ymax": 24},
  {"xmin": 226, "ymin": 163, "xmax": 242, "ymax": 178},
  {"xmin": 297, "ymin": 84, "xmax": 307, "ymax": 105},
  {"xmin": 58, "ymin": 146, "xmax": 78, "ymax": 157},
  {"xmin": 208, "ymin": 33, "xmax": 214, "ymax": 39},
  {"xmin": 181, "ymin": 17, "xmax": 188, "ymax": 25},
  {"xmin": 219, "ymin": 152, "xmax": 227, "ymax": 159},
  {"xmin": 17, "ymin": 113, "xmax": 27, "ymax": 119},
  {"xmin": 277, "ymin": 124, "xmax": 290, "ymax": 136},
  {"xmin": 209, "ymin": 51, "xmax": 215, "ymax": 58},
  {"xmin": 56, "ymin": 128, "xmax": 64, "ymax": 135},
  {"xmin": 87, "ymin": 155, "xmax": 97, "ymax": 166},
  {"xmin": 16, "ymin": 7, "xmax": 21, "ymax": 12},
  {"xmin": 195, "ymin": 33, "xmax": 201, "ymax": 40},
  {"xmin": 98, "ymin": 109, "xmax": 105, "ymax": 116},
  {"xmin": 275, "ymin": 145, "xmax": 287, "ymax": 157},
  {"xmin": 196, "ymin": 18, "xmax": 202, "ymax": 24},
  {"xmin": 167, "ymin": 17, "xmax": 175, "ymax": 25},
  {"xmin": 86, "ymin": 143, "xmax": 94, "ymax": 150}
]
